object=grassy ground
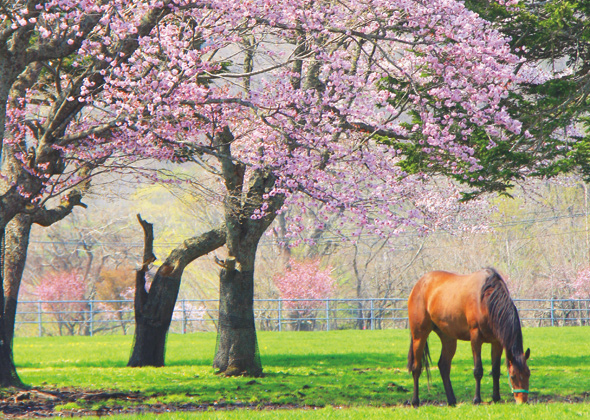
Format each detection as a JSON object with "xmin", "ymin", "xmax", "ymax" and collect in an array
[
  {"xmin": 9, "ymin": 327, "xmax": 590, "ymax": 417},
  {"xmin": 80, "ymin": 404, "xmax": 590, "ymax": 420}
]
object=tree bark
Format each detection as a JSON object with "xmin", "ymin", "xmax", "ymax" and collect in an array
[
  {"xmin": 3, "ymin": 214, "xmax": 32, "ymax": 349},
  {"xmin": 212, "ymin": 256, "xmax": 262, "ymax": 376},
  {"xmin": 0, "ymin": 228, "xmax": 22, "ymax": 387},
  {"xmin": 128, "ymin": 219, "xmax": 226, "ymax": 367}
]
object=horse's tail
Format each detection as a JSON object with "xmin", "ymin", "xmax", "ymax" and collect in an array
[
  {"xmin": 407, "ymin": 333, "xmax": 431, "ymax": 383},
  {"xmin": 422, "ymin": 340, "xmax": 431, "ymax": 383}
]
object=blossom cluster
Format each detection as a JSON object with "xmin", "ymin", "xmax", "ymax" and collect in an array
[{"xmin": 274, "ymin": 258, "xmax": 335, "ymax": 311}]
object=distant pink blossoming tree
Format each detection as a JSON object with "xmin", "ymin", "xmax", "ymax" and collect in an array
[
  {"xmin": 36, "ymin": 272, "xmax": 88, "ymax": 336},
  {"xmin": 572, "ymin": 267, "xmax": 590, "ymax": 299},
  {"xmin": 274, "ymin": 259, "xmax": 335, "ymax": 330}
]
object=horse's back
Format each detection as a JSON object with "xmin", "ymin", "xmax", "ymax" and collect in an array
[{"xmin": 408, "ymin": 270, "xmax": 489, "ymax": 341}]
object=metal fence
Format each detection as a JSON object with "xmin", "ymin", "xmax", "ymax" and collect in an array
[{"xmin": 13, "ymin": 297, "xmax": 590, "ymax": 337}]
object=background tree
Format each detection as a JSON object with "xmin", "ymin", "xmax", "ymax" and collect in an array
[
  {"xmin": 35, "ymin": 271, "xmax": 87, "ymax": 336},
  {"xmin": 94, "ymin": 269, "xmax": 135, "ymax": 335},
  {"xmin": 392, "ymin": 0, "xmax": 590, "ymax": 197},
  {"xmin": 274, "ymin": 258, "xmax": 335, "ymax": 331}
]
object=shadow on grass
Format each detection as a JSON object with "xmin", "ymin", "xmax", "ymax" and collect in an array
[{"xmin": 17, "ymin": 352, "xmax": 407, "ymax": 370}]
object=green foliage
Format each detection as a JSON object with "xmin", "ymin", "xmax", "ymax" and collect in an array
[
  {"xmin": 389, "ymin": 113, "xmax": 533, "ymax": 199},
  {"xmin": 382, "ymin": 0, "xmax": 590, "ymax": 198}
]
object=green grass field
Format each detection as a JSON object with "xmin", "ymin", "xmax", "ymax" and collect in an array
[{"xmin": 9, "ymin": 327, "xmax": 590, "ymax": 418}]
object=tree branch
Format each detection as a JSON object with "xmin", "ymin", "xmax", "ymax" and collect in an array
[
  {"xmin": 31, "ymin": 190, "xmax": 88, "ymax": 227},
  {"xmin": 137, "ymin": 214, "xmax": 157, "ymax": 272}
]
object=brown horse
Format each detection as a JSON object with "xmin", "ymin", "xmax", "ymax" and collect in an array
[{"xmin": 407, "ymin": 268, "xmax": 530, "ymax": 406}]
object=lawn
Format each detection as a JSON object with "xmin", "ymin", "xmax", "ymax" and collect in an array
[{"xmin": 7, "ymin": 327, "xmax": 590, "ymax": 418}]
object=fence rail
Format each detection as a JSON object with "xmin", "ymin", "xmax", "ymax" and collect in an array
[{"xmin": 13, "ymin": 297, "xmax": 590, "ymax": 337}]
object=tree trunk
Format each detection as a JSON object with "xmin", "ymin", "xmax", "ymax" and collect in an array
[
  {"xmin": 2, "ymin": 191, "xmax": 86, "ymax": 348},
  {"xmin": 212, "ymin": 257, "xmax": 262, "ymax": 376},
  {"xmin": 127, "ymin": 268, "xmax": 180, "ymax": 367},
  {"xmin": 3, "ymin": 214, "xmax": 32, "ymax": 348},
  {"xmin": 0, "ymin": 228, "xmax": 23, "ymax": 387},
  {"xmin": 211, "ymin": 129, "xmax": 284, "ymax": 377},
  {"xmin": 128, "ymin": 219, "xmax": 226, "ymax": 367}
]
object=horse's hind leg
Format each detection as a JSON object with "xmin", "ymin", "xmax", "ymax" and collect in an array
[
  {"xmin": 408, "ymin": 288, "xmax": 432, "ymax": 407},
  {"xmin": 436, "ymin": 332, "xmax": 457, "ymax": 406},
  {"xmin": 408, "ymin": 330, "xmax": 430, "ymax": 407},
  {"xmin": 408, "ymin": 303, "xmax": 432, "ymax": 408}
]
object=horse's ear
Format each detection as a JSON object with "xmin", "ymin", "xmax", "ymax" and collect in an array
[{"xmin": 525, "ymin": 348, "xmax": 530, "ymax": 360}]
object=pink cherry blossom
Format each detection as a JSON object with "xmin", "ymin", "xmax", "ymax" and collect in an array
[{"xmin": 274, "ymin": 258, "xmax": 335, "ymax": 311}]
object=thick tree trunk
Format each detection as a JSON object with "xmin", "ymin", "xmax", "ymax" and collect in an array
[
  {"xmin": 3, "ymin": 214, "xmax": 32, "ymax": 348},
  {"xmin": 127, "ymin": 269, "xmax": 180, "ymax": 367},
  {"xmin": 211, "ymin": 133, "xmax": 283, "ymax": 376},
  {"xmin": 212, "ymin": 258, "xmax": 262, "ymax": 376},
  {"xmin": 0, "ymin": 228, "xmax": 23, "ymax": 387},
  {"xmin": 128, "ymin": 219, "xmax": 226, "ymax": 367}
]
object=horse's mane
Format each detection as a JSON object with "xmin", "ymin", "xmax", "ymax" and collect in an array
[{"xmin": 480, "ymin": 268, "xmax": 525, "ymax": 366}]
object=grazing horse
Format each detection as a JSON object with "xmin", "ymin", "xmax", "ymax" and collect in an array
[{"xmin": 407, "ymin": 268, "xmax": 530, "ymax": 406}]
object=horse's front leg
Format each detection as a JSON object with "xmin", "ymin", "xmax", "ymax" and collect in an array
[
  {"xmin": 491, "ymin": 341, "xmax": 503, "ymax": 402},
  {"xmin": 470, "ymin": 332, "xmax": 483, "ymax": 404}
]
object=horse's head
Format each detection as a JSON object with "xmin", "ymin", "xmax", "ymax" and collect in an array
[{"xmin": 508, "ymin": 348, "xmax": 531, "ymax": 404}]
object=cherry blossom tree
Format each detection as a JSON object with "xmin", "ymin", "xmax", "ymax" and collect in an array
[
  {"xmin": 572, "ymin": 267, "xmax": 590, "ymax": 300},
  {"xmin": 36, "ymin": 271, "xmax": 88, "ymax": 336},
  {"xmin": 274, "ymin": 258, "xmax": 335, "ymax": 331},
  {"xmin": 0, "ymin": 0, "xmax": 185, "ymax": 385}
]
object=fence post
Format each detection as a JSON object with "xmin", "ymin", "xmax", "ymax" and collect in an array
[
  {"xmin": 38, "ymin": 301, "xmax": 42, "ymax": 337},
  {"xmin": 326, "ymin": 300, "xmax": 330, "ymax": 331},
  {"xmin": 89, "ymin": 300, "xmax": 94, "ymax": 336},
  {"xmin": 370, "ymin": 300, "xmax": 375, "ymax": 331},
  {"xmin": 551, "ymin": 297, "xmax": 555, "ymax": 327},
  {"xmin": 278, "ymin": 299, "xmax": 282, "ymax": 332}
]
